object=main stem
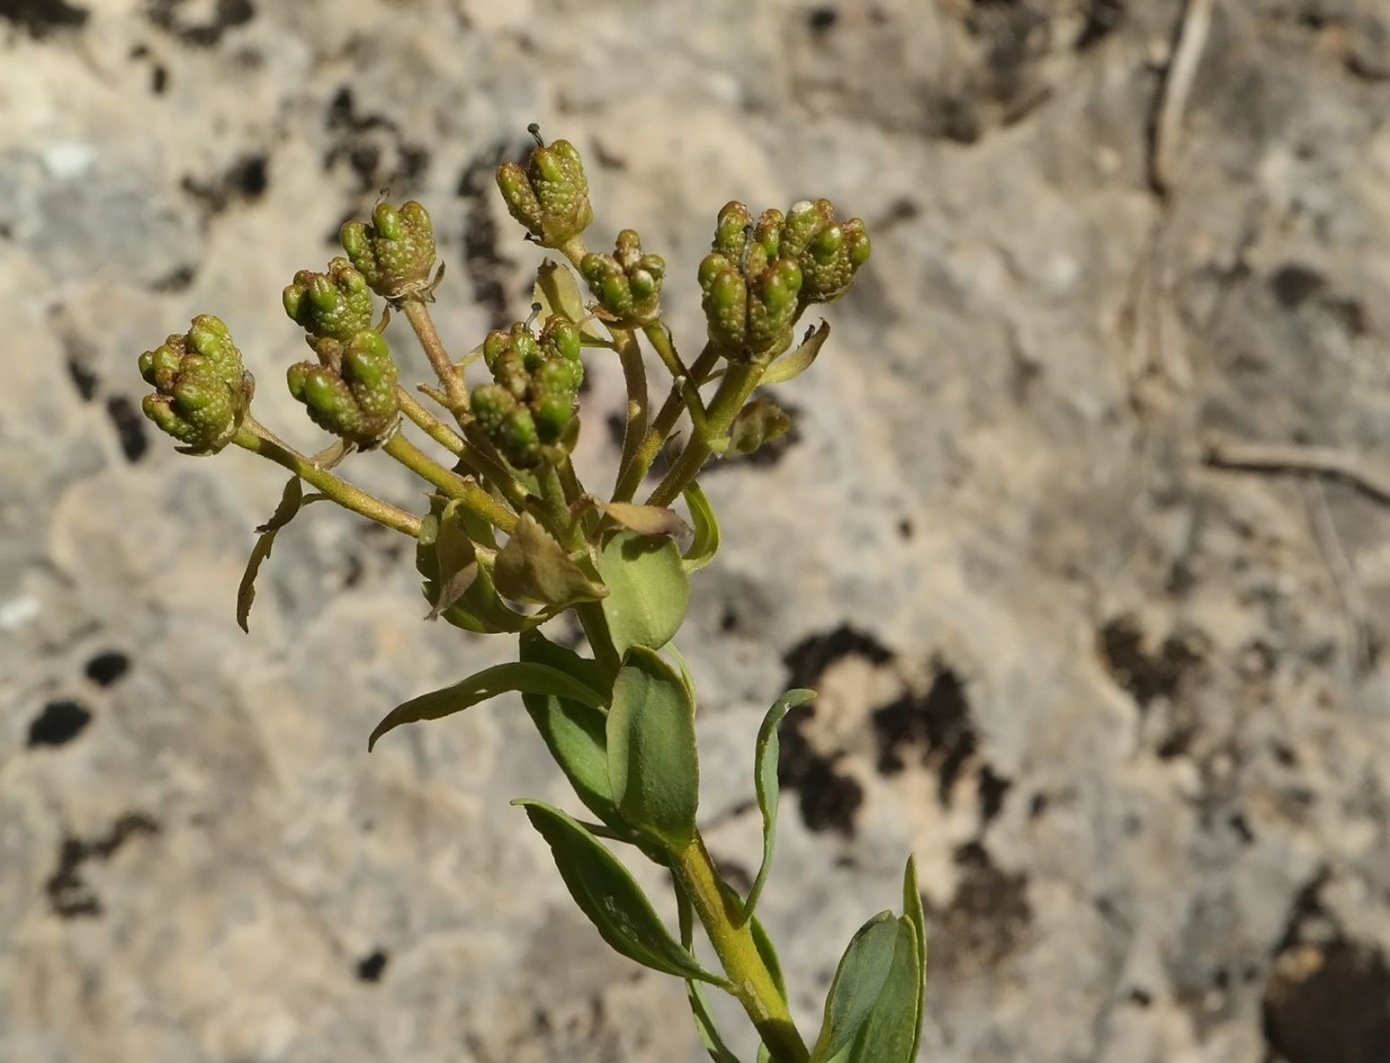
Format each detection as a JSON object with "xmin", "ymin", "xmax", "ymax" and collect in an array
[{"xmin": 672, "ymin": 835, "xmax": 809, "ymax": 1062}]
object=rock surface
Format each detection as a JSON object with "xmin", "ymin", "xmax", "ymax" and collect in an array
[{"xmin": 3, "ymin": 1, "xmax": 1390, "ymax": 1061}]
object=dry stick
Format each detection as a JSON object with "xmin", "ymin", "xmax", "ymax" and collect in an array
[
  {"xmin": 1202, "ymin": 436, "xmax": 1390, "ymax": 508},
  {"xmin": 1150, "ymin": 0, "xmax": 1215, "ymax": 196},
  {"xmin": 1301, "ymin": 480, "xmax": 1375, "ymax": 673}
]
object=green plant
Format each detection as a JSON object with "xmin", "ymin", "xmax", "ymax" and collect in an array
[{"xmin": 137, "ymin": 125, "xmax": 922, "ymax": 1062}]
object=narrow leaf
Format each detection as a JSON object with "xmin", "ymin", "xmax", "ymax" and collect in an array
[
  {"xmin": 237, "ymin": 476, "xmax": 303, "ymax": 633},
  {"xmin": 762, "ymin": 321, "xmax": 830, "ymax": 386},
  {"xmin": 744, "ymin": 689, "xmax": 817, "ymax": 920},
  {"xmin": 902, "ymin": 856, "xmax": 928, "ymax": 1062},
  {"xmin": 607, "ymin": 646, "xmax": 699, "ymax": 848},
  {"xmin": 728, "ymin": 398, "xmax": 793, "ymax": 456},
  {"xmin": 519, "ymin": 631, "xmax": 619, "ymax": 825},
  {"xmin": 837, "ymin": 918, "xmax": 921, "ymax": 1062},
  {"xmin": 598, "ymin": 531, "xmax": 691, "ymax": 655},
  {"xmin": 808, "ymin": 912, "xmax": 900, "ymax": 1062},
  {"xmin": 494, "ymin": 512, "xmax": 606, "ymax": 607},
  {"xmin": 516, "ymin": 800, "xmax": 722, "ymax": 983},
  {"xmin": 682, "ymin": 481, "xmax": 721, "ymax": 573},
  {"xmin": 426, "ymin": 502, "xmax": 480, "ymax": 619},
  {"xmin": 368, "ymin": 661, "xmax": 605, "ymax": 751},
  {"xmin": 603, "ymin": 501, "xmax": 692, "ymax": 540}
]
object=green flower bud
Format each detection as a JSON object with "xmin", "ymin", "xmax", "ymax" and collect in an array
[
  {"xmin": 137, "ymin": 316, "xmax": 253, "ymax": 454},
  {"xmin": 339, "ymin": 201, "xmax": 436, "ymax": 300},
  {"xmin": 286, "ymin": 330, "xmax": 400, "ymax": 446},
  {"xmin": 579, "ymin": 229, "xmax": 665, "ymax": 325},
  {"xmin": 498, "ymin": 406, "xmax": 541, "ymax": 468},
  {"xmin": 539, "ymin": 317, "xmax": 582, "ymax": 365},
  {"xmin": 782, "ymin": 199, "xmax": 871, "ymax": 304},
  {"xmin": 495, "ymin": 127, "xmax": 592, "ymax": 248},
  {"xmin": 282, "ymin": 257, "xmax": 374, "ymax": 340}
]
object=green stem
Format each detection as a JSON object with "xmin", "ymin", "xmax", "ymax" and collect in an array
[
  {"xmin": 383, "ymin": 431, "xmax": 518, "ymax": 534},
  {"xmin": 397, "ymin": 387, "xmax": 468, "ymax": 457},
  {"xmin": 233, "ymin": 423, "xmax": 421, "ymax": 537},
  {"xmin": 646, "ymin": 361, "xmax": 763, "ymax": 508},
  {"xmin": 672, "ymin": 835, "xmax": 809, "ymax": 1062},
  {"xmin": 574, "ymin": 602, "xmax": 621, "ymax": 677},
  {"xmin": 402, "ymin": 298, "xmax": 470, "ymax": 412},
  {"xmin": 537, "ymin": 461, "xmax": 583, "ymax": 551},
  {"xmin": 612, "ymin": 343, "xmax": 719, "ymax": 503},
  {"xmin": 611, "ymin": 327, "xmax": 650, "ymax": 485},
  {"xmin": 642, "ymin": 323, "xmax": 709, "ymax": 436}
]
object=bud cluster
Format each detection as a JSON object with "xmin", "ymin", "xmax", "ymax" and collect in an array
[
  {"xmin": 580, "ymin": 230, "xmax": 665, "ymax": 326},
  {"xmin": 471, "ymin": 317, "xmax": 585, "ymax": 468},
  {"xmin": 496, "ymin": 130, "xmax": 593, "ymax": 249},
  {"xmin": 340, "ymin": 201, "xmax": 437, "ymax": 301},
  {"xmin": 138, "ymin": 315, "xmax": 253, "ymax": 454},
  {"xmin": 282, "ymin": 256, "xmax": 374, "ymax": 343},
  {"xmin": 286, "ymin": 330, "xmax": 401, "ymax": 447}
]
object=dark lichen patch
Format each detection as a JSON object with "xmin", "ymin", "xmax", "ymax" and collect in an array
[
  {"xmin": 323, "ymin": 86, "xmax": 430, "ymax": 198},
  {"xmin": 85, "ymin": 650, "xmax": 130, "ymax": 688},
  {"xmin": 777, "ymin": 625, "xmax": 893, "ymax": 835},
  {"xmin": 807, "ymin": 6, "xmax": 838, "ymax": 33},
  {"xmin": 931, "ymin": 841, "xmax": 1033, "ymax": 969},
  {"xmin": 146, "ymin": 0, "xmax": 254, "ymax": 48},
  {"xmin": 1076, "ymin": 0, "xmax": 1123, "ymax": 50},
  {"xmin": 977, "ymin": 764, "xmax": 1013, "ymax": 825},
  {"xmin": 0, "ymin": 0, "xmax": 89, "ymax": 39},
  {"xmin": 1264, "ymin": 941, "xmax": 1390, "ymax": 1063},
  {"xmin": 456, "ymin": 141, "xmax": 521, "ymax": 330},
  {"xmin": 150, "ymin": 262, "xmax": 198, "ymax": 292},
  {"xmin": 45, "ymin": 813, "xmax": 160, "ymax": 919},
  {"xmin": 1097, "ymin": 617, "xmax": 1203, "ymax": 710},
  {"xmin": 1269, "ymin": 263, "xmax": 1326, "ymax": 310},
  {"xmin": 872, "ymin": 663, "xmax": 977, "ymax": 804},
  {"xmin": 28, "ymin": 699, "xmax": 92, "ymax": 748},
  {"xmin": 356, "ymin": 949, "xmax": 389, "ymax": 983},
  {"xmin": 180, "ymin": 153, "xmax": 269, "ymax": 214},
  {"xmin": 105, "ymin": 395, "xmax": 149, "ymax": 463}
]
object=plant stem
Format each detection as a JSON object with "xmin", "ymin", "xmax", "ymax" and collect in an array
[
  {"xmin": 612, "ymin": 343, "xmax": 719, "ymax": 503},
  {"xmin": 537, "ymin": 461, "xmax": 583, "ymax": 551},
  {"xmin": 383, "ymin": 431, "xmax": 518, "ymax": 534},
  {"xmin": 396, "ymin": 386, "xmax": 465, "ymax": 456},
  {"xmin": 574, "ymin": 602, "xmax": 621, "ymax": 677},
  {"xmin": 233, "ymin": 423, "xmax": 421, "ymax": 537},
  {"xmin": 611, "ymin": 327, "xmax": 650, "ymax": 485},
  {"xmin": 672, "ymin": 834, "xmax": 809, "ymax": 1063},
  {"xmin": 646, "ymin": 360, "xmax": 763, "ymax": 508},
  {"xmin": 403, "ymin": 298, "xmax": 470, "ymax": 412}
]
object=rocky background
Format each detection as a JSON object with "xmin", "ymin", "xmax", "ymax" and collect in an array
[{"xmin": 3, "ymin": 0, "xmax": 1390, "ymax": 1060}]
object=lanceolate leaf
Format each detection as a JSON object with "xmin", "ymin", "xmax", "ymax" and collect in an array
[
  {"xmin": 516, "ymin": 800, "xmax": 722, "ymax": 984},
  {"xmin": 809, "ymin": 912, "xmax": 919, "ymax": 1063},
  {"xmin": 519, "ymin": 631, "xmax": 619, "ymax": 825},
  {"xmin": 597, "ymin": 531, "xmax": 690, "ymax": 655},
  {"xmin": 744, "ymin": 689, "xmax": 817, "ymax": 920},
  {"xmin": 368, "ymin": 662, "xmax": 605, "ymax": 751},
  {"xmin": 607, "ymin": 647, "xmax": 699, "ymax": 848},
  {"xmin": 237, "ymin": 475, "xmax": 303, "ymax": 633},
  {"xmin": 762, "ymin": 320, "xmax": 830, "ymax": 386},
  {"xmin": 681, "ymin": 482, "xmax": 720, "ymax": 573},
  {"xmin": 902, "ymin": 856, "xmax": 928, "ymax": 1062},
  {"xmin": 417, "ymin": 499, "xmax": 534, "ymax": 634},
  {"xmin": 603, "ymin": 501, "xmax": 692, "ymax": 540}
]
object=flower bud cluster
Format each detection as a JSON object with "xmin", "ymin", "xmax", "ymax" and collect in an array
[
  {"xmin": 286, "ymin": 330, "xmax": 400, "ymax": 447},
  {"xmin": 580, "ymin": 230, "xmax": 665, "ymax": 326},
  {"xmin": 138, "ymin": 315, "xmax": 253, "ymax": 454},
  {"xmin": 282, "ymin": 257, "xmax": 374, "ymax": 342},
  {"xmin": 496, "ymin": 130, "xmax": 593, "ymax": 248},
  {"xmin": 471, "ymin": 317, "xmax": 584, "ymax": 468},
  {"xmin": 339, "ymin": 201, "xmax": 436, "ymax": 300}
]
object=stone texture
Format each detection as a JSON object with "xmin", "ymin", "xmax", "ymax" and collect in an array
[{"xmin": 4, "ymin": 1, "xmax": 1390, "ymax": 1061}]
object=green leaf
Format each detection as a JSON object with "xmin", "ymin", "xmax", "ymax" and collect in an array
[
  {"xmin": 809, "ymin": 913, "xmax": 919, "ymax": 1063},
  {"xmin": 417, "ymin": 499, "xmax": 533, "ymax": 634},
  {"xmin": 682, "ymin": 482, "xmax": 721, "ymax": 573},
  {"xmin": 597, "ymin": 530, "xmax": 691, "ymax": 655},
  {"xmin": 533, "ymin": 258, "xmax": 610, "ymax": 347},
  {"xmin": 237, "ymin": 475, "xmax": 303, "ymax": 633},
  {"xmin": 494, "ymin": 513, "xmax": 607, "ymax": 608},
  {"xmin": 607, "ymin": 647, "xmax": 699, "ymax": 848},
  {"xmin": 368, "ymin": 661, "xmax": 605, "ymax": 751},
  {"xmin": 902, "ymin": 856, "xmax": 928, "ymax": 1062},
  {"xmin": 519, "ymin": 631, "xmax": 619, "ymax": 825},
  {"xmin": 425, "ymin": 500, "xmax": 479, "ymax": 620},
  {"xmin": 744, "ymin": 689, "xmax": 817, "ymax": 920},
  {"xmin": 603, "ymin": 501, "xmax": 692, "ymax": 540},
  {"xmin": 516, "ymin": 800, "xmax": 722, "ymax": 984},
  {"xmin": 728, "ymin": 398, "xmax": 793, "ymax": 457},
  {"xmin": 762, "ymin": 320, "xmax": 829, "ymax": 386},
  {"xmin": 675, "ymin": 877, "xmax": 743, "ymax": 1062}
]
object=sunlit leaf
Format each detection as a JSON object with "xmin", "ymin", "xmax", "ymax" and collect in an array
[
  {"xmin": 902, "ymin": 856, "xmax": 928, "ymax": 1062},
  {"xmin": 597, "ymin": 531, "xmax": 690, "ymax": 655},
  {"xmin": 494, "ymin": 513, "xmax": 606, "ymax": 608},
  {"xmin": 744, "ymin": 689, "xmax": 817, "ymax": 920},
  {"xmin": 603, "ymin": 501, "xmax": 691, "ymax": 540},
  {"xmin": 762, "ymin": 321, "xmax": 830, "ymax": 386},
  {"xmin": 682, "ymin": 481, "xmax": 721, "ymax": 574},
  {"xmin": 533, "ymin": 258, "xmax": 610, "ymax": 346},
  {"xmin": 809, "ymin": 912, "xmax": 919, "ymax": 1063}
]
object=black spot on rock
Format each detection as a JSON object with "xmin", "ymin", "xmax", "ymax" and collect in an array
[
  {"xmin": 66, "ymin": 351, "xmax": 100, "ymax": 401},
  {"xmin": 151, "ymin": 263, "xmax": 197, "ymax": 292},
  {"xmin": 45, "ymin": 813, "xmax": 159, "ymax": 918},
  {"xmin": 778, "ymin": 625, "xmax": 893, "ymax": 834},
  {"xmin": 151, "ymin": 63, "xmax": 168, "ymax": 94},
  {"xmin": 807, "ymin": 6, "xmax": 838, "ymax": 33},
  {"xmin": 1264, "ymin": 941, "xmax": 1390, "ymax": 1063},
  {"xmin": 1, "ymin": 0, "xmax": 89, "ymax": 39},
  {"xmin": 456, "ymin": 141, "xmax": 520, "ymax": 329},
  {"xmin": 356, "ymin": 949, "xmax": 389, "ymax": 983},
  {"xmin": 935, "ymin": 841, "xmax": 1032, "ymax": 968},
  {"xmin": 1270, "ymin": 264, "xmax": 1325, "ymax": 310},
  {"xmin": 85, "ymin": 651, "xmax": 130, "ymax": 688},
  {"xmin": 181, "ymin": 153, "xmax": 269, "ymax": 214},
  {"xmin": 977, "ymin": 764, "xmax": 1012, "ymax": 825},
  {"xmin": 872, "ymin": 664, "xmax": 977, "ymax": 804},
  {"xmin": 146, "ymin": 0, "xmax": 254, "ymax": 48},
  {"xmin": 323, "ymin": 86, "xmax": 429, "ymax": 197},
  {"xmin": 28, "ymin": 699, "xmax": 92, "ymax": 748},
  {"xmin": 605, "ymin": 412, "xmax": 626, "ymax": 452},
  {"xmin": 105, "ymin": 395, "xmax": 149, "ymax": 462},
  {"xmin": 1098, "ymin": 617, "xmax": 1203, "ymax": 710},
  {"xmin": 1076, "ymin": 0, "xmax": 1123, "ymax": 50}
]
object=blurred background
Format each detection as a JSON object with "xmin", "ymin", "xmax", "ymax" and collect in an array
[{"xmin": 3, "ymin": 1, "xmax": 1390, "ymax": 1060}]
